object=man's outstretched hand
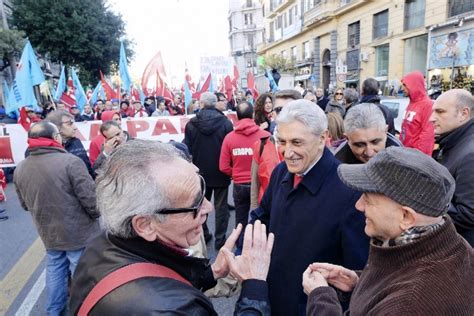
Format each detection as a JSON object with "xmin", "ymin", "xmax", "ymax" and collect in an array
[
  {"xmin": 211, "ymin": 223, "xmax": 243, "ymax": 280},
  {"xmin": 222, "ymin": 220, "xmax": 275, "ymax": 282}
]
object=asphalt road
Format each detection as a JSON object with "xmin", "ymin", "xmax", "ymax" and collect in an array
[{"xmin": 0, "ymin": 184, "xmax": 239, "ymax": 315}]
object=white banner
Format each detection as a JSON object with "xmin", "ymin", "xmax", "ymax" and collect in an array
[
  {"xmin": 0, "ymin": 113, "xmax": 238, "ymax": 167},
  {"xmin": 200, "ymin": 56, "xmax": 233, "ymax": 77}
]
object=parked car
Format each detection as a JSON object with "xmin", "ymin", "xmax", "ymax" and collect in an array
[{"xmin": 380, "ymin": 97, "xmax": 410, "ymax": 134}]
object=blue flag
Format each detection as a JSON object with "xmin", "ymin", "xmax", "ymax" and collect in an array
[
  {"xmin": 2, "ymin": 81, "xmax": 10, "ymax": 109},
  {"xmin": 54, "ymin": 66, "xmax": 66, "ymax": 100},
  {"xmin": 10, "ymin": 40, "xmax": 45, "ymax": 112},
  {"xmin": 71, "ymin": 68, "xmax": 87, "ymax": 110},
  {"xmin": 90, "ymin": 81, "xmax": 104, "ymax": 105},
  {"xmin": 209, "ymin": 73, "xmax": 215, "ymax": 93},
  {"xmin": 184, "ymin": 80, "xmax": 192, "ymax": 115},
  {"xmin": 266, "ymin": 69, "xmax": 279, "ymax": 93},
  {"xmin": 119, "ymin": 41, "xmax": 132, "ymax": 94}
]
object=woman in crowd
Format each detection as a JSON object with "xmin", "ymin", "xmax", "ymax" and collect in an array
[
  {"xmin": 253, "ymin": 93, "xmax": 273, "ymax": 133},
  {"xmin": 326, "ymin": 88, "xmax": 346, "ymax": 117},
  {"xmin": 326, "ymin": 112, "xmax": 345, "ymax": 152}
]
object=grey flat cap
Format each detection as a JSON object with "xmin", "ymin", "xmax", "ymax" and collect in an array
[{"xmin": 337, "ymin": 147, "xmax": 455, "ymax": 217}]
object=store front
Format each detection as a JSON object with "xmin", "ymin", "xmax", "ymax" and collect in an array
[
  {"xmin": 427, "ymin": 18, "xmax": 474, "ymax": 94},
  {"xmin": 294, "ymin": 63, "xmax": 314, "ymax": 89}
]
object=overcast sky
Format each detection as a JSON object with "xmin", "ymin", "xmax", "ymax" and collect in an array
[{"xmin": 109, "ymin": 0, "xmax": 230, "ymax": 87}]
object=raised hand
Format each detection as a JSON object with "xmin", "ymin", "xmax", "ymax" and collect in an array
[
  {"xmin": 222, "ymin": 220, "xmax": 275, "ymax": 282},
  {"xmin": 211, "ymin": 223, "xmax": 243, "ymax": 280}
]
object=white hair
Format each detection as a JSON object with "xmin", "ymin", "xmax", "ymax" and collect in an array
[
  {"xmin": 344, "ymin": 103, "xmax": 386, "ymax": 133},
  {"xmin": 96, "ymin": 140, "xmax": 184, "ymax": 238},
  {"xmin": 199, "ymin": 92, "xmax": 217, "ymax": 108},
  {"xmin": 276, "ymin": 99, "xmax": 328, "ymax": 135}
]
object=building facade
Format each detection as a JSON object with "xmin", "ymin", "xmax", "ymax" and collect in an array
[
  {"xmin": 258, "ymin": 0, "xmax": 474, "ymax": 94},
  {"xmin": 228, "ymin": 0, "xmax": 265, "ymax": 88}
]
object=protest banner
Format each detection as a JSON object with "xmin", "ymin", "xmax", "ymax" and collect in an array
[{"xmin": 0, "ymin": 113, "xmax": 238, "ymax": 167}]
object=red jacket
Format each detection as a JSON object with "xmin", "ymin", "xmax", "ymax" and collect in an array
[
  {"xmin": 219, "ymin": 118, "xmax": 270, "ymax": 184},
  {"xmin": 400, "ymin": 71, "xmax": 435, "ymax": 155},
  {"xmin": 89, "ymin": 111, "xmax": 118, "ymax": 165},
  {"xmin": 252, "ymin": 137, "xmax": 283, "ymax": 204}
]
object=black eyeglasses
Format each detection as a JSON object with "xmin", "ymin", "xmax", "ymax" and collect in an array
[
  {"xmin": 273, "ymin": 107, "xmax": 283, "ymax": 114},
  {"xmin": 335, "ymin": 92, "xmax": 343, "ymax": 95},
  {"xmin": 156, "ymin": 175, "xmax": 206, "ymax": 219}
]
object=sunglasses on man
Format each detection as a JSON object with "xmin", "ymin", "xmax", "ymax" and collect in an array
[{"xmin": 156, "ymin": 174, "xmax": 206, "ymax": 219}]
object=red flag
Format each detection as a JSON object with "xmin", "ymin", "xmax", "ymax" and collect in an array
[
  {"xmin": 232, "ymin": 65, "xmax": 239, "ymax": 90},
  {"xmin": 193, "ymin": 73, "xmax": 212, "ymax": 99},
  {"xmin": 224, "ymin": 75, "xmax": 233, "ymax": 101},
  {"xmin": 247, "ymin": 71, "xmax": 259, "ymax": 99},
  {"xmin": 100, "ymin": 70, "xmax": 116, "ymax": 100},
  {"xmin": 141, "ymin": 51, "xmax": 167, "ymax": 92},
  {"xmin": 155, "ymin": 71, "xmax": 174, "ymax": 102},
  {"xmin": 131, "ymin": 86, "xmax": 140, "ymax": 102}
]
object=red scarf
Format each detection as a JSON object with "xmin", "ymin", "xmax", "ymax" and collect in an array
[{"xmin": 27, "ymin": 137, "xmax": 64, "ymax": 150}]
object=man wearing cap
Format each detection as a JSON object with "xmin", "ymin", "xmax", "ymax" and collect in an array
[
  {"xmin": 430, "ymin": 89, "xmax": 474, "ymax": 246},
  {"xmin": 303, "ymin": 147, "xmax": 474, "ymax": 315},
  {"xmin": 247, "ymin": 100, "xmax": 369, "ymax": 315},
  {"xmin": 335, "ymin": 103, "xmax": 402, "ymax": 164}
]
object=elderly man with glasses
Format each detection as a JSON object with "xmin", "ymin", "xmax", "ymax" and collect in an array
[{"xmin": 68, "ymin": 140, "xmax": 274, "ymax": 315}]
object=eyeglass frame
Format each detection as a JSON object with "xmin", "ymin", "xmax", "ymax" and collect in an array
[
  {"xmin": 155, "ymin": 174, "xmax": 206, "ymax": 219},
  {"xmin": 273, "ymin": 106, "xmax": 283, "ymax": 114}
]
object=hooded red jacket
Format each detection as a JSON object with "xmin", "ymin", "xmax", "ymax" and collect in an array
[
  {"xmin": 400, "ymin": 71, "xmax": 435, "ymax": 155},
  {"xmin": 89, "ymin": 111, "xmax": 119, "ymax": 165},
  {"xmin": 219, "ymin": 118, "xmax": 271, "ymax": 184}
]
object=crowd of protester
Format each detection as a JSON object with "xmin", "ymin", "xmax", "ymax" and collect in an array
[{"xmin": 2, "ymin": 70, "xmax": 474, "ymax": 315}]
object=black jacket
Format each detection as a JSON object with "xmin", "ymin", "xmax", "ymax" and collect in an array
[
  {"xmin": 360, "ymin": 95, "xmax": 396, "ymax": 135},
  {"xmin": 434, "ymin": 119, "xmax": 474, "ymax": 246},
  {"xmin": 64, "ymin": 137, "xmax": 94, "ymax": 178},
  {"xmin": 316, "ymin": 96, "xmax": 329, "ymax": 111},
  {"xmin": 81, "ymin": 113, "xmax": 95, "ymax": 121},
  {"xmin": 68, "ymin": 233, "xmax": 270, "ymax": 315},
  {"xmin": 184, "ymin": 107, "xmax": 233, "ymax": 187},
  {"xmin": 334, "ymin": 133, "xmax": 403, "ymax": 164}
]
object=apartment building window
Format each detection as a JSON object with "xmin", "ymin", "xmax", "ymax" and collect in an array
[
  {"xmin": 247, "ymin": 0, "xmax": 253, "ymax": 8},
  {"xmin": 284, "ymin": 12, "xmax": 288, "ymax": 28},
  {"xmin": 404, "ymin": 35, "xmax": 428, "ymax": 74},
  {"xmin": 449, "ymin": 0, "xmax": 474, "ymax": 16},
  {"xmin": 373, "ymin": 10, "xmax": 388, "ymax": 39},
  {"xmin": 281, "ymin": 50, "xmax": 288, "ymax": 58},
  {"xmin": 348, "ymin": 21, "xmax": 360, "ymax": 48},
  {"xmin": 375, "ymin": 44, "xmax": 389, "ymax": 76},
  {"xmin": 291, "ymin": 46, "xmax": 297, "ymax": 61},
  {"xmin": 404, "ymin": 0, "xmax": 425, "ymax": 30},
  {"xmin": 244, "ymin": 13, "xmax": 253, "ymax": 25},
  {"xmin": 303, "ymin": 41, "xmax": 311, "ymax": 59},
  {"xmin": 289, "ymin": 7, "xmax": 293, "ymax": 25},
  {"xmin": 276, "ymin": 15, "xmax": 282, "ymax": 29},
  {"xmin": 247, "ymin": 34, "xmax": 254, "ymax": 48}
]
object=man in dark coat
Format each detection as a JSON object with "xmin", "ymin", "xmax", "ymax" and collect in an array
[
  {"xmin": 184, "ymin": 92, "xmax": 234, "ymax": 249},
  {"xmin": 303, "ymin": 147, "xmax": 473, "ymax": 315},
  {"xmin": 68, "ymin": 140, "xmax": 274, "ymax": 315},
  {"xmin": 431, "ymin": 89, "xmax": 474, "ymax": 246},
  {"xmin": 335, "ymin": 103, "xmax": 402, "ymax": 164},
  {"xmin": 248, "ymin": 100, "xmax": 369, "ymax": 315},
  {"xmin": 46, "ymin": 110, "xmax": 94, "ymax": 177},
  {"xmin": 14, "ymin": 121, "xmax": 99, "ymax": 315},
  {"xmin": 360, "ymin": 78, "xmax": 396, "ymax": 135}
]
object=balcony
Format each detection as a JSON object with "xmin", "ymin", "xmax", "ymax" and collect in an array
[
  {"xmin": 267, "ymin": 0, "xmax": 296, "ymax": 19},
  {"xmin": 303, "ymin": 2, "xmax": 334, "ymax": 28}
]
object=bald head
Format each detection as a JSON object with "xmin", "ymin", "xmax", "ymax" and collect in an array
[
  {"xmin": 28, "ymin": 121, "xmax": 59, "ymax": 139},
  {"xmin": 236, "ymin": 101, "xmax": 253, "ymax": 120},
  {"xmin": 430, "ymin": 89, "xmax": 474, "ymax": 135}
]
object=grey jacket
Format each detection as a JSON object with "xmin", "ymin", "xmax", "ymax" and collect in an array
[{"xmin": 14, "ymin": 146, "xmax": 100, "ymax": 250}]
